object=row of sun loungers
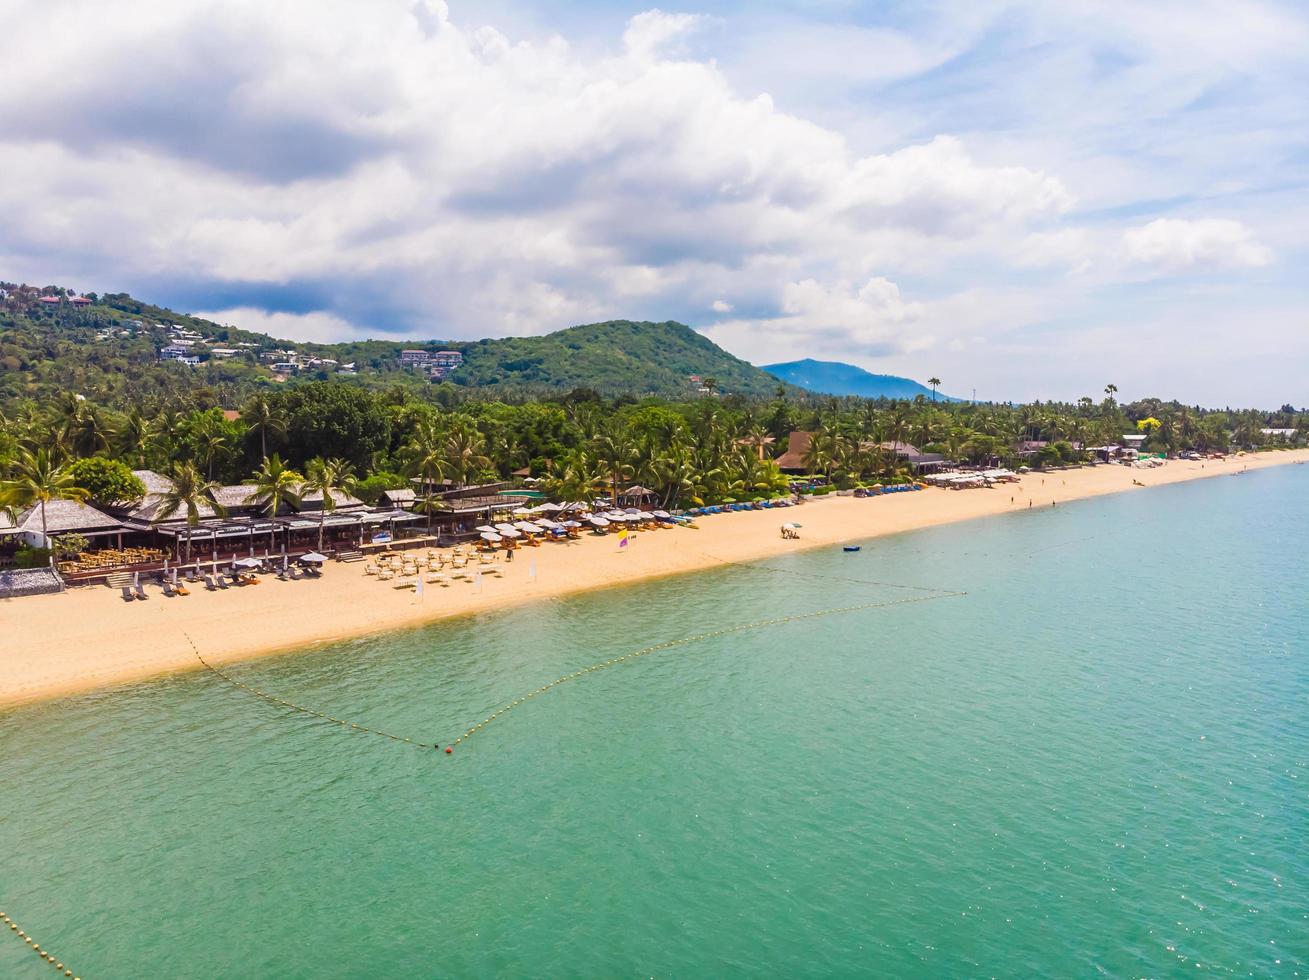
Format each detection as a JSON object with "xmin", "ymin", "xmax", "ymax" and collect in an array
[{"xmin": 118, "ymin": 563, "xmax": 320, "ymax": 600}]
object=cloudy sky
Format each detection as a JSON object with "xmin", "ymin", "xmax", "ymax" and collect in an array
[{"xmin": 2, "ymin": 0, "xmax": 1305, "ymax": 404}]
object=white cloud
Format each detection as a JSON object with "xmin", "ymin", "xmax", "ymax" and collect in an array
[
  {"xmin": 1121, "ymin": 218, "xmax": 1274, "ymax": 272},
  {"xmin": 710, "ymin": 299, "xmax": 733, "ymax": 313},
  {"xmin": 0, "ymin": 0, "xmax": 1071, "ymax": 354},
  {"xmin": 705, "ymin": 276, "xmax": 929, "ymax": 363}
]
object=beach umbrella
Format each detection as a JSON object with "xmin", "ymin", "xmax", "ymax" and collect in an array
[
  {"xmin": 652, "ymin": 510, "xmax": 671, "ymax": 519},
  {"xmin": 299, "ymin": 552, "xmax": 328, "ymax": 564},
  {"xmin": 479, "ymin": 531, "xmax": 503, "ymax": 543},
  {"xmin": 562, "ymin": 520, "xmax": 581, "ymax": 528},
  {"xmin": 589, "ymin": 516, "xmax": 610, "ymax": 527},
  {"xmin": 233, "ymin": 557, "xmax": 261, "ymax": 568},
  {"xmin": 783, "ymin": 522, "xmax": 803, "ymax": 529}
]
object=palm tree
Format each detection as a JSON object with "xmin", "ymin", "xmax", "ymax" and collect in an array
[
  {"xmin": 413, "ymin": 492, "xmax": 449, "ymax": 536},
  {"xmin": 594, "ymin": 430, "xmax": 637, "ymax": 505},
  {"xmin": 302, "ymin": 457, "xmax": 357, "ymax": 551},
  {"xmin": 928, "ymin": 377, "xmax": 942, "ymax": 402},
  {"xmin": 243, "ymin": 395, "xmax": 285, "ymax": 461},
  {"xmin": 0, "ymin": 447, "xmax": 90, "ymax": 554},
  {"xmin": 116, "ymin": 410, "xmax": 156, "ymax": 469},
  {"xmin": 245, "ymin": 454, "xmax": 303, "ymax": 519},
  {"xmin": 403, "ymin": 420, "xmax": 449, "ymax": 497},
  {"xmin": 444, "ymin": 428, "xmax": 491, "ymax": 490},
  {"xmin": 154, "ymin": 461, "xmax": 224, "ymax": 563}
]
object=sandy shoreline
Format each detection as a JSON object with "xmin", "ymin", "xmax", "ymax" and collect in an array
[{"xmin": 2, "ymin": 449, "xmax": 1306, "ymax": 710}]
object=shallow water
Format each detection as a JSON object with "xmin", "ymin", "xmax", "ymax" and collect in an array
[{"xmin": 3, "ymin": 466, "xmax": 1307, "ymax": 977}]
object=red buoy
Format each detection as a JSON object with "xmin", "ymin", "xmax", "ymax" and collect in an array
[{"xmin": 445, "ymin": 746, "xmax": 453, "ymax": 754}]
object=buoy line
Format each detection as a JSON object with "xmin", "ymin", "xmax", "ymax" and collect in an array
[
  {"xmin": 1, "ymin": 910, "xmax": 81, "ymax": 978},
  {"xmin": 452, "ymin": 589, "xmax": 965, "ymax": 749},
  {"xmin": 182, "ymin": 632, "xmax": 437, "ymax": 750},
  {"xmin": 187, "ymin": 587, "xmax": 965, "ymax": 755}
]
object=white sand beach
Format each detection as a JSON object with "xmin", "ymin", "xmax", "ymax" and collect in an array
[{"xmin": 2, "ymin": 449, "xmax": 1305, "ymax": 709}]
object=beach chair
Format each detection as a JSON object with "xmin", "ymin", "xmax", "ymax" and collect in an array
[
  {"xmin": 162, "ymin": 580, "xmax": 177, "ymax": 597},
  {"xmin": 203, "ymin": 575, "xmax": 217, "ymax": 591},
  {"xmin": 134, "ymin": 583, "xmax": 149, "ymax": 600},
  {"xmin": 378, "ymin": 569, "xmax": 394, "ymax": 581},
  {"xmin": 121, "ymin": 585, "xmax": 135, "ymax": 602}
]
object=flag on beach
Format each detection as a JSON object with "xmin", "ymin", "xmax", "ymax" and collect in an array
[
  {"xmin": 529, "ymin": 557, "xmax": 537, "ymax": 580},
  {"xmin": 618, "ymin": 527, "xmax": 630, "ymax": 549}
]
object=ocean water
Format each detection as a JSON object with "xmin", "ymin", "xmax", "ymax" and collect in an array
[{"xmin": 2, "ymin": 465, "xmax": 1306, "ymax": 978}]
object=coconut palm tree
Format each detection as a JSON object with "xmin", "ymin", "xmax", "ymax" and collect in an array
[
  {"xmin": 413, "ymin": 492, "xmax": 449, "ymax": 535},
  {"xmin": 302, "ymin": 457, "xmax": 357, "ymax": 551},
  {"xmin": 155, "ymin": 461, "xmax": 224, "ymax": 563},
  {"xmin": 593, "ymin": 430, "xmax": 637, "ymax": 506},
  {"xmin": 928, "ymin": 377, "xmax": 942, "ymax": 401},
  {"xmin": 243, "ymin": 395, "xmax": 285, "ymax": 461},
  {"xmin": 443, "ymin": 428, "xmax": 491, "ymax": 490},
  {"xmin": 0, "ymin": 447, "xmax": 90, "ymax": 554},
  {"xmin": 404, "ymin": 420, "xmax": 450, "ymax": 497},
  {"xmin": 245, "ymin": 454, "xmax": 303, "ymax": 519},
  {"xmin": 116, "ymin": 410, "xmax": 157, "ymax": 469}
]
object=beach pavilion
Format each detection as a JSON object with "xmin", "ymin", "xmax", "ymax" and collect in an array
[{"xmin": 0, "ymin": 498, "xmax": 127, "ymax": 550}]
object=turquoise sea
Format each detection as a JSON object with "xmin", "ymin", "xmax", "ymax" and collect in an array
[{"xmin": 2, "ymin": 465, "xmax": 1306, "ymax": 978}]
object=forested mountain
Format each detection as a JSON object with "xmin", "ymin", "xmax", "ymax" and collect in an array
[
  {"xmin": 0, "ymin": 284, "xmax": 784, "ymax": 408},
  {"xmin": 764, "ymin": 359, "xmax": 956, "ymax": 401}
]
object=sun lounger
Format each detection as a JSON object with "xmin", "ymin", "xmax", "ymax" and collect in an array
[
  {"xmin": 161, "ymin": 580, "xmax": 177, "ymax": 597},
  {"xmin": 134, "ymin": 583, "xmax": 149, "ymax": 600},
  {"xmin": 216, "ymin": 575, "xmax": 230, "ymax": 590},
  {"xmin": 121, "ymin": 585, "xmax": 135, "ymax": 602},
  {"xmin": 204, "ymin": 575, "xmax": 218, "ymax": 590}
]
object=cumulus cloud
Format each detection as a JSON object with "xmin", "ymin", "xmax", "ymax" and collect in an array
[
  {"xmin": 0, "ymin": 0, "xmax": 1075, "ymax": 358},
  {"xmin": 1121, "ymin": 218, "xmax": 1274, "ymax": 272},
  {"xmin": 705, "ymin": 276, "xmax": 929, "ymax": 362}
]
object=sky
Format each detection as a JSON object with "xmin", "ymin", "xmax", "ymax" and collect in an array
[{"xmin": 1, "ymin": 0, "xmax": 1306, "ymax": 405}]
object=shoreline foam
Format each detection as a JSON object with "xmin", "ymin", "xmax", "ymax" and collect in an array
[{"xmin": 2, "ymin": 449, "xmax": 1305, "ymax": 710}]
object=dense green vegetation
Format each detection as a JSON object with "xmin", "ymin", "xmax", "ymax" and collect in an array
[
  {"xmin": 0, "ymin": 284, "xmax": 785, "ymax": 406},
  {"xmin": 2, "ymin": 284, "xmax": 1305, "ymax": 553}
]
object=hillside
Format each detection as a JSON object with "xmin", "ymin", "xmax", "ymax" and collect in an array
[
  {"xmin": 763, "ymin": 358, "xmax": 957, "ymax": 401},
  {"xmin": 0, "ymin": 284, "xmax": 787, "ymax": 406},
  {"xmin": 451, "ymin": 320, "xmax": 781, "ymax": 396}
]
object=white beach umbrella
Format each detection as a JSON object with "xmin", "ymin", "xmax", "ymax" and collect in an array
[{"xmin": 479, "ymin": 531, "xmax": 503, "ymax": 543}]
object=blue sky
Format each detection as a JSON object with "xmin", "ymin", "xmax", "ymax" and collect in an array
[{"xmin": 1, "ymin": 0, "xmax": 1305, "ymax": 404}]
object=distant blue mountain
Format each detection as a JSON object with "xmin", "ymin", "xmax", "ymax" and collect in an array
[{"xmin": 762, "ymin": 358, "xmax": 958, "ymax": 401}]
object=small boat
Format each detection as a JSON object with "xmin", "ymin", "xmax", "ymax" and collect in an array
[{"xmin": 843, "ymin": 545, "xmax": 861, "ymax": 552}]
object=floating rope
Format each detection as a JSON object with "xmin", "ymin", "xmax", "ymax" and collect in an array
[
  {"xmin": 182, "ymin": 632, "xmax": 436, "ymax": 750},
  {"xmin": 453, "ymin": 588, "xmax": 965, "ymax": 748},
  {"xmin": 0, "ymin": 910, "xmax": 81, "ymax": 978},
  {"xmin": 187, "ymin": 587, "xmax": 966, "ymax": 753}
]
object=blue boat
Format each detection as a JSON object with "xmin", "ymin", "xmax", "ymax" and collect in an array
[{"xmin": 843, "ymin": 545, "xmax": 861, "ymax": 552}]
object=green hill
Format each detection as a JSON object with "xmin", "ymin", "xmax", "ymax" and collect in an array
[
  {"xmin": 451, "ymin": 320, "xmax": 780, "ymax": 396},
  {"xmin": 0, "ymin": 284, "xmax": 786, "ymax": 407}
]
